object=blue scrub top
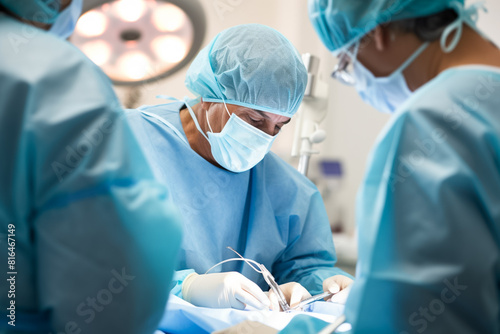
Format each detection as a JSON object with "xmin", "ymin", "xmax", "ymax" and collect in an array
[{"xmin": 127, "ymin": 102, "xmax": 350, "ymax": 295}]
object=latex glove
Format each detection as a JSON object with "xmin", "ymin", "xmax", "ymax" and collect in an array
[
  {"xmin": 323, "ymin": 275, "xmax": 354, "ymax": 305},
  {"xmin": 268, "ymin": 282, "xmax": 312, "ymax": 311},
  {"xmin": 182, "ymin": 272, "xmax": 270, "ymax": 310}
]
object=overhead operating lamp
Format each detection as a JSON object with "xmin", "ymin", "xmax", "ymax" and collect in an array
[{"xmin": 71, "ymin": 0, "xmax": 206, "ymax": 85}]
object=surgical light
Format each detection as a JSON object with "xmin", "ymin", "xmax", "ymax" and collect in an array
[
  {"xmin": 71, "ymin": 0, "xmax": 205, "ymax": 85},
  {"xmin": 76, "ymin": 10, "xmax": 108, "ymax": 37},
  {"xmin": 151, "ymin": 36, "xmax": 188, "ymax": 63},
  {"xmin": 152, "ymin": 3, "xmax": 186, "ymax": 32},
  {"xmin": 114, "ymin": 0, "xmax": 146, "ymax": 22}
]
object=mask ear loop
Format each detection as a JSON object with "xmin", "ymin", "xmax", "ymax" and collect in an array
[
  {"xmin": 205, "ymin": 109, "xmax": 214, "ymax": 133},
  {"xmin": 204, "ymin": 101, "xmax": 233, "ymax": 134},
  {"xmin": 440, "ymin": 1, "xmax": 487, "ymax": 53},
  {"xmin": 221, "ymin": 100, "xmax": 231, "ymax": 117},
  {"xmin": 183, "ymin": 96, "xmax": 210, "ymax": 142}
]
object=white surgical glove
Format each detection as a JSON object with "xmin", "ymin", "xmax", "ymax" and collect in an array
[
  {"xmin": 268, "ymin": 282, "xmax": 312, "ymax": 311},
  {"xmin": 182, "ymin": 272, "xmax": 271, "ymax": 310},
  {"xmin": 323, "ymin": 275, "xmax": 354, "ymax": 305}
]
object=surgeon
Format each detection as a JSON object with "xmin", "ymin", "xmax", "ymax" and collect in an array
[
  {"xmin": 281, "ymin": 0, "xmax": 500, "ymax": 332},
  {"xmin": 0, "ymin": 1, "xmax": 182, "ymax": 333},
  {"xmin": 126, "ymin": 24, "xmax": 353, "ymax": 312}
]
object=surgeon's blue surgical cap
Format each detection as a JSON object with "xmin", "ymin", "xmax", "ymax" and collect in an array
[
  {"xmin": 309, "ymin": 0, "xmax": 466, "ymax": 54},
  {"xmin": 185, "ymin": 24, "xmax": 308, "ymax": 117},
  {"xmin": 0, "ymin": 0, "xmax": 61, "ymax": 24}
]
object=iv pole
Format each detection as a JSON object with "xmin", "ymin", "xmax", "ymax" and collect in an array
[{"xmin": 292, "ymin": 54, "xmax": 329, "ymax": 177}]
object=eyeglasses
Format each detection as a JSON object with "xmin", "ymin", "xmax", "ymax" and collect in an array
[{"xmin": 331, "ymin": 42, "xmax": 359, "ymax": 86}]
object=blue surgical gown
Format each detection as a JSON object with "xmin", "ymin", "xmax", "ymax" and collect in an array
[
  {"xmin": 0, "ymin": 15, "xmax": 182, "ymax": 333},
  {"xmin": 346, "ymin": 66, "xmax": 500, "ymax": 333},
  {"xmin": 279, "ymin": 66, "xmax": 500, "ymax": 333},
  {"xmin": 126, "ymin": 102, "xmax": 349, "ymax": 296}
]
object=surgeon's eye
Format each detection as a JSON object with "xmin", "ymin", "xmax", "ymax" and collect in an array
[
  {"xmin": 249, "ymin": 117, "xmax": 264, "ymax": 125},
  {"xmin": 273, "ymin": 125, "xmax": 283, "ymax": 135}
]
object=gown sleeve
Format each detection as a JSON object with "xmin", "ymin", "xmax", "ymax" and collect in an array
[{"xmin": 170, "ymin": 269, "xmax": 196, "ymax": 298}]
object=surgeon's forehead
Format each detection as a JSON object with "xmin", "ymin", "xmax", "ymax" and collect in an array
[
  {"xmin": 225, "ymin": 104, "xmax": 266, "ymax": 115},
  {"xmin": 227, "ymin": 104, "xmax": 291, "ymax": 123},
  {"xmin": 234, "ymin": 106, "xmax": 267, "ymax": 116}
]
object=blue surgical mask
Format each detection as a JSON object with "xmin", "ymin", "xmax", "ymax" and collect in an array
[
  {"xmin": 49, "ymin": 0, "xmax": 82, "ymax": 39},
  {"xmin": 186, "ymin": 101, "xmax": 276, "ymax": 173},
  {"xmin": 353, "ymin": 42, "xmax": 429, "ymax": 114}
]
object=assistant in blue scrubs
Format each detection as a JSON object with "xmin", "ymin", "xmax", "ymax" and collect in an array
[{"xmin": 0, "ymin": 1, "xmax": 182, "ymax": 332}]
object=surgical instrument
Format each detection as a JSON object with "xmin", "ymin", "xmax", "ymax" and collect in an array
[
  {"xmin": 290, "ymin": 291, "xmax": 335, "ymax": 311},
  {"xmin": 258, "ymin": 264, "xmax": 291, "ymax": 312},
  {"xmin": 206, "ymin": 247, "xmax": 292, "ymax": 312}
]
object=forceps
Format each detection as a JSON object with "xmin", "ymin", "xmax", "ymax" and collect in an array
[
  {"xmin": 223, "ymin": 247, "xmax": 291, "ymax": 312},
  {"xmin": 258, "ymin": 264, "xmax": 291, "ymax": 312},
  {"xmin": 289, "ymin": 291, "xmax": 335, "ymax": 311}
]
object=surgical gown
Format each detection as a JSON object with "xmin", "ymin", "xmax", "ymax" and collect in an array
[
  {"xmin": 126, "ymin": 102, "xmax": 349, "ymax": 296},
  {"xmin": 346, "ymin": 65, "xmax": 500, "ymax": 333},
  {"xmin": 279, "ymin": 66, "xmax": 500, "ymax": 333},
  {"xmin": 0, "ymin": 15, "xmax": 182, "ymax": 333}
]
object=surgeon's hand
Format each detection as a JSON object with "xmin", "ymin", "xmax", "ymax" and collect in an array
[
  {"xmin": 268, "ymin": 282, "xmax": 312, "ymax": 311},
  {"xmin": 182, "ymin": 272, "xmax": 270, "ymax": 310},
  {"xmin": 323, "ymin": 275, "xmax": 354, "ymax": 305}
]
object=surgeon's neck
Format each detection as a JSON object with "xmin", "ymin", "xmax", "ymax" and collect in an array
[
  {"xmin": 180, "ymin": 104, "xmax": 222, "ymax": 168},
  {"xmin": 405, "ymin": 26, "xmax": 500, "ymax": 91}
]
